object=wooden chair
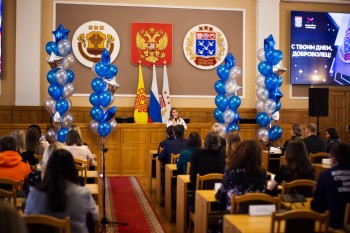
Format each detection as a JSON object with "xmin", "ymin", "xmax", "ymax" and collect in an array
[
  {"xmin": 344, "ymin": 203, "xmax": 350, "ymax": 227},
  {"xmin": 270, "ymin": 210, "xmax": 330, "ymax": 233},
  {"xmin": 0, "ymin": 178, "xmax": 23, "ymax": 208},
  {"xmin": 281, "ymin": 179, "xmax": 316, "ymax": 198},
  {"xmin": 310, "ymin": 152, "xmax": 330, "ymax": 164},
  {"xmin": 186, "ymin": 162, "xmax": 191, "ymax": 175},
  {"xmin": 74, "ymin": 158, "xmax": 89, "ymax": 184},
  {"xmin": 22, "ymin": 215, "xmax": 71, "ymax": 233},
  {"xmin": 170, "ymin": 153, "xmax": 180, "ymax": 164},
  {"xmin": 231, "ymin": 193, "xmax": 281, "ymax": 214},
  {"xmin": 188, "ymin": 173, "xmax": 224, "ymax": 232}
]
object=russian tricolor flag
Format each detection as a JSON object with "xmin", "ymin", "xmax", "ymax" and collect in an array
[{"xmin": 148, "ymin": 64, "xmax": 162, "ymax": 123}]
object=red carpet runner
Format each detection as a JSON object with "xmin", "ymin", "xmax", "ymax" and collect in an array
[{"xmin": 105, "ymin": 177, "xmax": 165, "ymax": 233}]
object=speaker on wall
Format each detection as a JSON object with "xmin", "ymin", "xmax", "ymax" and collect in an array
[{"xmin": 308, "ymin": 88, "xmax": 329, "ymax": 117}]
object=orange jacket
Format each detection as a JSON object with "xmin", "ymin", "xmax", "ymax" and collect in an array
[{"xmin": 0, "ymin": 150, "xmax": 31, "ymax": 182}]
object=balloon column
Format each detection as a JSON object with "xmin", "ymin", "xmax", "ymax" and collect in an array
[
  {"xmin": 89, "ymin": 48, "xmax": 119, "ymax": 141},
  {"xmin": 255, "ymin": 35, "xmax": 286, "ymax": 143},
  {"xmin": 214, "ymin": 53, "xmax": 242, "ymax": 134},
  {"xmin": 44, "ymin": 24, "xmax": 75, "ymax": 143}
]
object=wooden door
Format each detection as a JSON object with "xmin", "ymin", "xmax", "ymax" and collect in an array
[{"xmin": 329, "ymin": 90, "xmax": 349, "ymax": 142}]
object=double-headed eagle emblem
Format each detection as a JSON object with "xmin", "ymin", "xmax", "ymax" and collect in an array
[{"xmin": 135, "ymin": 27, "xmax": 168, "ymax": 63}]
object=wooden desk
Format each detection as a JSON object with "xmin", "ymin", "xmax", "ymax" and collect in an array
[
  {"xmin": 165, "ymin": 164, "xmax": 177, "ymax": 222},
  {"xmin": 194, "ymin": 190, "xmax": 217, "ymax": 233},
  {"xmin": 313, "ymin": 163, "xmax": 331, "ymax": 181},
  {"xmin": 156, "ymin": 157, "xmax": 163, "ymax": 205},
  {"xmin": 223, "ymin": 214, "xmax": 272, "ymax": 233},
  {"xmin": 148, "ymin": 149, "xmax": 158, "ymax": 194},
  {"xmin": 176, "ymin": 175, "xmax": 191, "ymax": 233},
  {"xmin": 263, "ymin": 150, "xmax": 283, "ymax": 174},
  {"xmin": 86, "ymin": 184, "xmax": 98, "ymax": 196}
]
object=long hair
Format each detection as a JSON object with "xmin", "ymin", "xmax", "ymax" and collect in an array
[
  {"xmin": 168, "ymin": 107, "xmax": 179, "ymax": 121},
  {"xmin": 65, "ymin": 130, "xmax": 83, "ymax": 146},
  {"xmin": 203, "ymin": 132, "xmax": 221, "ymax": 150},
  {"xmin": 10, "ymin": 130, "xmax": 26, "ymax": 153},
  {"xmin": 37, "ymin": 149, "xmax": 79, "ymax": 212},
  {"xmin": 187, "ymin": 132, "xmax": 201, "ymax": 149},
  {"xmin": 226, "ymin": 130, "xmax": 242, "ymax": 157},
  {"xmin": 327, "ymin": 127, "xmax": 340, "ymax": 140},
  {"xmin": 229, "ymin": 140, "xmax": 262, "ymax": 173},
  {"xmin": 25, "ymin": 127, "xmax": 41, "ymax": 154},
  {"xmin": 284, "ymin": 139, "xmax": 314, "ymax": 181}
]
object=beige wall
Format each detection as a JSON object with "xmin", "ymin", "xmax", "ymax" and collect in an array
[{"xmin": 1, "ymin": 0, "xmax": 350, "ymax": 108}]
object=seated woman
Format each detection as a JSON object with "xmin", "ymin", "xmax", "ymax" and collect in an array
[
  {"xmin": 267, "ymin": 139, "xmax": 314, "ymax": 193},
  {"xmin": 65, "ymin": 130, "xmax": 96, "ymax": 167},
  {"xmin": 22, "ymin": 126, "xmax": 46, "ymax": 166},
  {"xmin": 10, "ymin": 129, "xmax": 26, "ymax": 155},
  {"xmin": 283, "ymin": 123, "xmax": 303, "ymax": 148},
  {"xmin": 216, "ymin": 140, "xmax": 267, "ymax": 213},
  {"xmin": 226, "ymin": 130, "xmax": 242, "ymax": 158},
  {"xmin": 325, "ymin": 127, "xmax": 341, "ymax": 153},
  {"xmin": 176, "ymin": 132, "xmax": 201, "ymax": 174},
  {"xmin": 24, "ymin": 149, "xmax": 98, "ymax": 233}
]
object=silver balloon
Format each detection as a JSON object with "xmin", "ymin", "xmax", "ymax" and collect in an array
[
  {"xmin": 257, "ymin": 48, "xmax": 266, "ymax": 61},
  {"xmin": 110, "ymin": 119, "xmax": 118, "ymax": 130},
  {"xmin": 257, "ymin": 127, "xmax": 269, "ymax": 142},
  {"xmin": 55, "ymin": 69, "xmax": 68, "ymax": 85},
  {"xmin": 61, "ymin": 54, "xmax": 75, "ymax": 70},
  {"xmin": 223, "ymin": 109, "xmax": 236, "ymax": 125},
  {"xmin": 66, "ymin": 98, "xmax": 72, "ymax": 111},
  {"xmin": 255, "ymin": 99, "xmax": 265, "ymax": 112},
  {"xmin": 46, "ymin": 128, "xmax": 57, "ymax": 143},
  {"xmin": 62, "ymin": 112, "xmax": 74, "ymax": 128},
  {"xmin": 271, "ymin": 111, "xmax": 280, "ymax": 121},
  {"xmin": 44, "ymin": 97, "xmax": 56, "ymax": 114},
  {"xmin": 256, "ymin": 74, "xmax": 266, "ymax": 87},
  {"xmin": 264, "ymin": 98, "xmax": 277, "ymax": 115},
  {"xmin": 256, "ymin": 87, "xmax": 269, "ymax": 100},
  {"xmin": 229, "ymin": 66, "xmax": 242, "ymax": 80},
  {"xmin": 89, "ymin": 120, "xmax": 99, "ymax": 135},
  {"xmin": 218, "ymin": 123, "xmax": 227, "ymax": 136},
  {"xmin": 63, "ymin": 83, "xmax": 75, "ymax": 98},
  {"xmin": 224, "ymin": 80, "xmax": 237, "ymax": 95},
  {"xmin": 57, "ymin": 39, "xmax": 72, "ymax": 57}
]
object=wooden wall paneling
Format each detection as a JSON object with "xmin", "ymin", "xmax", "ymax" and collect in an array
[
  {"xmin": 101, "ymin": 129, "xmax": 120, "ymax": 175},
  {"xmin": 12, "ymin": 107, "xmax": 43, "ymax": 124},
  {"xmin": 329, "ymin": 91, "xmax": 347, "ymax": 141},
  {"xmin": 149, "ymin": 123, "xmax": 167, "ymax": 150},
  {"xmin": 239, "ymin": 124, "xmax": 259, "ymax": 141}
]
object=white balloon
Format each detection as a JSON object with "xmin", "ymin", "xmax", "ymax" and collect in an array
[
  {"xmin": 46, "ymin": 128, "xmax": 57, "ymax": 143},
  {"xmin": 58, "ymin": 39, "xmax": 72, "ymax": 56},
  {"xmin": 89, "ymin": 120, "xmax": 99, "ymax": 135},
  {"xmin": 229, "ymin": 66, "xmax": 242, "ymax": 80},
  {"xmin": 271, "ymin": 111, "xmax": 280, "ymax": 121},
  {"xmin": 257, "ymin": 127, "xmax": 269, "ymax": 142},
  {"xmin": 110, "ymin": 119, "xmax": 118, "ymax": 130},
  {"xmin": 257, "ymin": 48, "xmax": 266, "ymax": 61},
  {"xmin": 264, "ymin": 98, "xmax": 277, "ymax": 115},
  {"xmin": 62, "ymin": 54, "xmax": 75, "ymax": 69},
  {"xmin": 55, "ymin": 69, "xmax": 68, "ymax": 85},
  {"xmin": 223, "ymin": 109, "xmax": 236, "ymax": 125},
  {"xmin": 62, "ymin": 112, "xmax": 74, "ymax": 128},
  {"xmin": 256, "ymin": 87, "xmax": 269, "ymax": 100},
  {"xmin": 255, "ymin": 99, "xmax": 265, "ymax": 112},
  {"xmin": 225, "ymin": 80, "xmax": 237, "ymax": 95},
  {"xmin": 256, "ymin": 74, "xmax": 266, "ymax": 87},
  {"xmin": 63, "ymin": 83, "xmax": 75, "ymax": 98},
  {"xmin": 44, "ymin": 97, "xmax": 56, "ymax": 114}
]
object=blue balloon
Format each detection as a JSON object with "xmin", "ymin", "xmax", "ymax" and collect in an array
[
  {"xmin": 101, "ymin": 48, "xmax": 111, "ymax": 65},
  {"xmin": 214, "ymin": 80, "xmax": 226, "ymax": 95},
  {"xmin": 256, "ymin": 112, "xmax": 270, "ymax": 127},
  {"xmin": 91, "ymin": 78, "xmax": 106, "ymax": 94},
  {"xmin": 264, "ymin": 74, "xmax": 279, "ymax": 91},
  {"xmin": 274, "ymin": 101, "xmax": 281, "ymax": 113},
  {"xmin": 66, "ymin": 69, "xmax": 75, "ymax": 83},
  {"xmin": 269, "ymin": 87, "xmax": 283, "ymax": 102},
  {"xmin": 234, "ymin": 110, "xmax": 241, "ymax": 123},
  {"xmin": 227, "ymin": 123, "xmax": 240, "ymax": 132},
  {"xmin": 105, "ymin": 64, "xmax": 118, "ymax": 80},
  {"xmin": 90, "ymin": 107, "xmax": 104, "ymax": 122},
  {"xmin": 269, "ymin": 125, "xmax": 282, "ymax": 141},
  {"xmin": 265, "ymin": 49, "xmax": 283, "ymax": 65},
  {"xmin": 46, "ymin": 68, "xmax": 59, "ymax": 84},
  {"xmin": 213, "ymin": 108, "xmax": 224, "ymax": 123},
  {"xmin": 95, "ymin": 62, "xmax": 108, "ymax": 77},
  {"xmin": 224, "ymin": 53, "xmax": 236, "ymax": 69},
  {"xmin": 57, "ymin": 128, "xmax": 69, "ymax": 143},
  {"xmin": 228, "ymin": 96, "xmax": 241, "ymax": 110},
  {"xmin": 89, "ymin": 93, "xmax": 100, "ymax": 107},
  {"xmin": 215, "ymin": 95, "xmax": 228, "ymax": 111},
  {"xmin": 258, "ymin": 61, "xmax": 272, "ymax": 76},
  {"xmin": 102, "ymin": 106, "xmax": 117, "ymax": 122},
  {"xmin": 55, "ymin": 99, "xmax": 69, "ymax": 115},
  {"xmin": 52, "ymin": 24, "xmax": 70, "ymax": 43},
  {"xmin": 99, "ymin": 91, "xmax": 112, "ymax": 108},
  {"xmin": 98, "ymin": 121, "xmax": 111, "ymax": 137},
  {"xmin": 264, "ymin": 34, "xmax": 275, "ymax": 51},
  {"xmin": 216, "ymin": 65, "xmax": 229, "ymax": 82},
  {"xmin": 45, "ymin": 41, "xmax": 59, "ymax": 55},
  {"xmin": 48, "ymin": 84, "xmax": 62, "ymax": 100}
]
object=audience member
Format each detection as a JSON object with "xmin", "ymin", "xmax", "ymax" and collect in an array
[
  {"xmin": 0, "ymin": 136, "xmax": 31, "ymax": 182},
  {"xmin": 65, "ymin": 130, "xmax": 96, "ymax": 167},
  {"xmin": 283, "ymin": 124, "xmax": 303, "ymax": 148},
  {"xmin": 226, "ymin": 130, "xmax": 241, "ymax": 158},
  {"xmin": 311, "ymin": 142, "xmax": 350, "ymax": 229},
  {"xmin": 0, "ymin": 201, "xmax": 28, "ymax": 233},
  {"xmin": 176, "ymin": 132, "xmax": 201, "ymax": 174},
  {"xmin": 216, "ymin": 140, "xmax": 266, "ymax": 213},
  {"xmin": 157, "ymin": 126, "xmax": 174, "ymax": 154},
  {"xmin": 10, "ymin": 129, "xmax": 26, "ymax": 154},
  {"xmin": 166, "ymin": 107, "xmax": 187, "ymax": 130},
  {"xmin": 24, "ymin": 149, "xmax": 98, "ymax": 233},
  {"xmin": 22, "ymin": 126, "xmax": 46, "ymax": 166},
  {"xmin": 267, "ymin": 139, "xmax": 314, "ymax": 192},
  {"xmin": 41, "ymin": 141, "xmax": 67, "ymax": 179},
  {"xmin": 325, "ymin": 127, "xmax": 341, "ymax": 153},
  {"xmin": 70, "ymin": 125, "xmax": 88, "ymax": 145},
  {"xmin": 302, "ymin": 123, "xmax": 326, "ymax": 154},
  {"xmin": 211, "ymin": 123, "xmax": 227, "ymax": 156}
]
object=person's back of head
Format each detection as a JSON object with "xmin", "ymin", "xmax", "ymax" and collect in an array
[
  {"xmin": 0, "ymin": 201, "xmax": 28, "ymax": 233},
  {"xmin": 0, "ymin": 136, "xmax": 17, "ymax": 152},
  {"xmin": 292, "ymin": 124, "xmax": 302, "ymax": 137},
  {"xmin": 203, "ymin": 132, "xmax": 221, "ymax": 150},
  {"xmin": 173, "ymin": 124, "xmax": 185, "ymax": 139},
  {"xmin": 330, "ymin": 142, "xmax": 350, "ymax": 166},
  {"xmin": 226, "ymin": 130, "xmax": 242, "ymax": 155},
  {"xmin": 327, "ymin": 127, "xmax": 340, "ymax": 140},
  {"xmin": 187, "ymin": 132, "xmax": 201, "ymax": 149},
  {"xmin": 306, "ymin": 123, "xmax": 317, "ymax": 136},
  {"xmin": 28, "ymin": 124, "xmax": 42, "ymax": 135},
  {"xmin": 25, "ymin": 126, "xmax": 41, "ymax": 152},
  {"xmin": 43, "ymin": 141, "xmax": 67, "ymax": 165},
  {"xmin": 70, "ymin": 124, "xmax": 83, "ymax": 141},
  {"xmin": 166, "ymin": 126, "xmax": 174, "ymax": 139},
  {"xmin": 10, "ymin": 129, "xmax": 26, "ymax": 153},
  {"xmin": 211, "ymin": 123, "xmax": 224, "ymax": 138},
  {"xmin": 229, "ymin": 140, "xmax": 262, "ymax": 173},
  {"xmin": 66, "ymin": 130, "xmax": 83, "ymax": 146}
]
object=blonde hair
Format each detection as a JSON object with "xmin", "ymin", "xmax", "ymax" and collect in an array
[
  {"xmin": 71, "ymin": 125, "xmax": 83, "ymax": 141},
  {"xmin": 10, "ymin": 129, "xmax": 26, "ymax": 153},
  {"xmin": 42, "ymin": 141, "xmax": 66, "ymax": 166},
  {"xmin": 211, "ymin": 123, "xmax": 224, "ymax": 138}
]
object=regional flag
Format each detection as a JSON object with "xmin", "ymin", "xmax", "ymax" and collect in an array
[
  {"xmin": 148, "ymin": 64, "xmax": 162, "ymax": 123},
  {"xmin": 161, "ymin": 64, "xmax": 171, "ymax": 123},
  {"xmin": 134, "ymin": 64, "xmax": 148, "ymax": 123}
]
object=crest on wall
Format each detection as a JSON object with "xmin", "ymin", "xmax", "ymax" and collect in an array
[
  {"xmin": 183, "ymin": 24, "xmax": 228, "ymax": 70},
  {"xmin": 72, "ymin": 21, "xmax": 120, "ymax": 67},
  {"xmin": 131, "ymin": 23, "xmax": 173, "ymax": 67}
]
